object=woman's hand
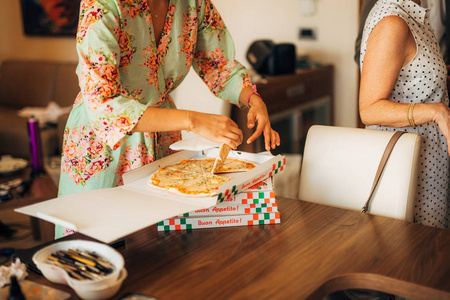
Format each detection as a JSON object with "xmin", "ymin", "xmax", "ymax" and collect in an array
[
  {"xmin": 434, "ymin": 103, "xmax": 450, "ymax": 154},
  {"xmin": 188, "ymin": 111, "xmax": 243, "ymax": 149},
  {"xmin": 247, "ymin": 96, "xmax": 280, "ymax": 151}
]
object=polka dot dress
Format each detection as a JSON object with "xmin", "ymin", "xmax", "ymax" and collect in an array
[{"xmin": 360, "ymin": 0, "xmax": 449, "ymax": 229}]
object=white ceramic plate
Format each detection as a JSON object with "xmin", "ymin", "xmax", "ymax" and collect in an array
[{"xmin": 0, "ymin": 155, "xmax": 28, "ymax": 176}]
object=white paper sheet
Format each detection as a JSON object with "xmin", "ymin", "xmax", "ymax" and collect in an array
[
  {"xmin": 169, "ymin": 134, "xmax": 220, "ymax": 151},
  {"xmin": 15, "ymin": 188, "xmax": 212, "ymax": 244}
]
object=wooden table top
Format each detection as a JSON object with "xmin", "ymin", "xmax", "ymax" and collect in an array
[{"xmin": 23, "ymin": 197, "xmax": 450, "ymax": 300}]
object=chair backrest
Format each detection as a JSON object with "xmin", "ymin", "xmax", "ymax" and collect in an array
[{"xmin": 298, "ymin": 125, "xmax": 421, "ymax": 221}]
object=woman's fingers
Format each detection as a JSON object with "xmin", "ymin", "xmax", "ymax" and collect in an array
[
  {"xmin": 190, "ymin": 112, "xmax": 243, "ymax": 149},
  {"xmin": 264, "ymin": 126, "xmax": 271, "ymax": 151},
  {"xmin": 246, "ymin": 109, "xmax": 267, "ymax": 143},
  {"xmin": 247, "ymin": 120, "xmax": 265, "ymax": 144},
  {"xmin": 271, "ymin": 128, "xmax": 280, "ymax": 149},
  {"xmin": 435, "ymin": 103, "xmax": 450, "ymax": 155},
  {"xmin": 246, "ymin": 107, "xmax": 280, "ymax": 150},
  {"xmin": 263, "ymin": 126, "xmax": 281, "ymax": 151}
]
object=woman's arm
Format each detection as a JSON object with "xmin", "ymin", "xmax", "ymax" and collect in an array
[
  {"xmin": 360, "ymin": 15, "xmax": 417, "ymax": 126},
  {"xmin": 133, "ymin": 102, "xmax": 244, "ymax": 149},
  {"xmin": 360, "ymin": 15, "xmax": 450, "ymax": 153}
]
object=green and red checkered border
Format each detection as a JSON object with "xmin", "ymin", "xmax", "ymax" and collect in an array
[
  {"xmin": 244, "ymin": 205, "xmax": 278, "ymax": 214},
  {"xmin": 240, "ymin": 191, "xmax": 276, "ymax": 204},
  {"xmin": 268, "ymin": 158, "xmax": 286, "ymax": 178}
]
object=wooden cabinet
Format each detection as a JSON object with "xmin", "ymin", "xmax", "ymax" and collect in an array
[{"xmin": 232, "ymin": 65, "xmax": 334, "ymax": 154}]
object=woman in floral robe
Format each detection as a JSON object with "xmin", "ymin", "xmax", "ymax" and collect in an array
[{"xmin": 57, "ymin": 0, "xmax": 279, "ymax": 238}]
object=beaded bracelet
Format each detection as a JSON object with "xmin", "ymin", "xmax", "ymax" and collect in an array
[{"xmin": 247, "ymin": 85, "xmax": 261, "ymax": 108}]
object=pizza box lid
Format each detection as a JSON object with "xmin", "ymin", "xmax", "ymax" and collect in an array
[{"xmin": 15, "ymin": 149, "xmax": 285, "ymax": 244}]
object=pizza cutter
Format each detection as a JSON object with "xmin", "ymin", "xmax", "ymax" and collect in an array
[{"xmin": 211, "ymin": 144, "xmax": 231, "ymax": 174}]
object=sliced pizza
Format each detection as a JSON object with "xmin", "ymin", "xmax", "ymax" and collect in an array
[{"xmin": 148, "ymin": 157, "xmax": 257, "ymax": 197}]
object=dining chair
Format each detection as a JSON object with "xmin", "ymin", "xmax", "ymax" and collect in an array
[{"xmin": 298, "ymin": 125, "xmax": 421, "ymax": 221}]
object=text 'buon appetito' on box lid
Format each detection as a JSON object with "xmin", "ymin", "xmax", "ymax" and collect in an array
[{"xmin": 15, "ymin": 149, "xmax": 285, "ymax": 243}]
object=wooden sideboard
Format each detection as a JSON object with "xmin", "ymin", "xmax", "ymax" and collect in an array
[{"xmin": 232, "ymin": 65, "xmax": 334, "ymax": 154}]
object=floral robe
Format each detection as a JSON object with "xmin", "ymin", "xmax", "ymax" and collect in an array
[{"xmin": 57, "ymin": 0, "xmax": 251, "ymax": 238}]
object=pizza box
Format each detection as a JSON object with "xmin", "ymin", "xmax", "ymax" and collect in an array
[
  {"xmin": 157, "ymin": 212, "xmax": 281, "ymax": 231},
  {"xmin": 179, "ymin": 202, "xmax": 278, "ymax": 217},
  {"xmin": 15, "ymin": 149, "xmax": 285, "ymax": 244},
  {"xmin": 179, "ymin": 191, "xmax": 277, "ymax": 217}
]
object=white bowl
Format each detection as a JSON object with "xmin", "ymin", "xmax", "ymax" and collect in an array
[
  {"xmin": 69, "ymin": 268, "xmax": 127, "ymax": 300},
  {"xmin": 32, "ymin": 239, "xmax": 126, "ymax": 299}
]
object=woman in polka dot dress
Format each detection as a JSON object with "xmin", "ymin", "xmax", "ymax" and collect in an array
[{"xmin": 359, "ymin": 0, "xmax": 450, "ymax": 228}]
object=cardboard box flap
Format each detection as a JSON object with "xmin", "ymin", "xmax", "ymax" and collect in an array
[{"xmin": 15, "ymin": 187, "xmax": 212, "ymax": 243}]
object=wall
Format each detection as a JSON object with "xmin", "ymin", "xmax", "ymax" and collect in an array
[
  {"xmin": 0, "ymin": 0, "xmax": 77, "ymax": 62},
  {"xmin": 174, "ymin": 0, "xmax": 360, "ymax": 128},
  {"xmin": 0, "ymin": 0, "xmax": 359, "ymax": 128}
]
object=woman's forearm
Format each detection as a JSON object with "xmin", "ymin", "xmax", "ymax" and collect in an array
[
  {"xmin": 359, "ymin": 100, "xmax": 446, "ymax": 128},
  {"xmin": 132, "ymin": 106, "xmax": 244, "ymax": 149},
  {"xmin": 133, "ymin": 107, "xmax": 190, "ymax": 133}
]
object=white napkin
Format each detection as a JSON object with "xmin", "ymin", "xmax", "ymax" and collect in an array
[
  {"xmin": 0, "ymin": 258, "xmax": 28, "ymax": 287},
  {"xmin": 17, "ymin": 101, "xmax": 72, "ymax": 126},
  {"xmin": 170, "ymin": 135, "xmax": 221, "ymax": 151}
]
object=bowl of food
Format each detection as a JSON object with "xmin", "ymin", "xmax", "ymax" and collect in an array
[{"xmin": 32, "ymin": 239, "xmax": 126, "ymax": 299}]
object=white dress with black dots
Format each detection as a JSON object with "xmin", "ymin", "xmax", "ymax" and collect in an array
[{"xmin": 360, "ymin": 0, "xmax": 449, "ymax": 229}]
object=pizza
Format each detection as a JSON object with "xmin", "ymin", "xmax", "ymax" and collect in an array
[{"xmin": 148, "ymin": 158, "xmax": 257, "ymax": 197}]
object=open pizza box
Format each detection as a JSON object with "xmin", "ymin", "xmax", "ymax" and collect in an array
[{"xmin": 15, "ymin": 148, "xmax": 286, "ymax": 244}]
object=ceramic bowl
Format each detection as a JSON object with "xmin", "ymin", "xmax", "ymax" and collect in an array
[
  {"xmin": 68, "ymin": 268, "xmax": 127, "ymax": 300},
  {"xmin": 32, "ymin": 239, "xmax": 126, "ymax": 299}
]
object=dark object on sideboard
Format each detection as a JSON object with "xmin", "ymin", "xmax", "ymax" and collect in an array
[{"xmin": 246, "ymin": 40, "xmax": 296, "ymax": 76}]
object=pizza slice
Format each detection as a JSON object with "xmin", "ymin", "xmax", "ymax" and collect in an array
[{"xmin": 212, "ymin": 144, "xmax": 231, "ymax": 174}]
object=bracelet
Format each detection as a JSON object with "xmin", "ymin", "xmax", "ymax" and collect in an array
[
  {"xmin": 408, "ymin": 103, "xmax": 416, "ymax": 127},
  {"xmin": 247, "ymin": 85, "xmax": 261, "ymax": 108}
]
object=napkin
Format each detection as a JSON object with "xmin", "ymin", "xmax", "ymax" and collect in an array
[
  {"xmin": 17, "ymin": 101, "xmax": 72, "ymax": 126},
  {"xmin": 0, "ymin": 258, "xmax": 28, "ymax": 287},
  {"xmin": 170, "ymin": 135, "xmax": 221, "ymax": 151}
]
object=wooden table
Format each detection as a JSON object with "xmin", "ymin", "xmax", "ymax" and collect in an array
[
  {"xmin": 0, "ymin": 170, "xmax": 57, "ymax": 242},
  {"xmin": 24, "ymin": 197, "xmax": 450, "ymax": 300}
]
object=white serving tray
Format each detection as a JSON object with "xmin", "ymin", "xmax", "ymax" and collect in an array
[{"xmin": 15, "ymin": 149, "xmax": 285, "ymax": 243}]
